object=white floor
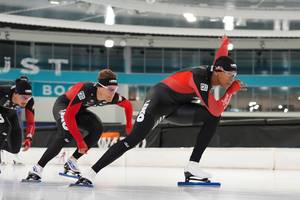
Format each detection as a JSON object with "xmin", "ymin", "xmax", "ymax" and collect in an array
[{"xmin": 1, "ymin": 164, "xmax": 300, "ymax": 200}]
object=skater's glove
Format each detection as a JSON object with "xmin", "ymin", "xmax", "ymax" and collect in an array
[
  {"xmin": 78, "ymin": 140, "xmax": 88, "ymax": 154},
  {"xmin": 226, "ymin": 80, "xmax": 243, "ymax": 95},
  {"xmin": 22, "ymin": 137, "xmax": 32, "ymax": 151}
]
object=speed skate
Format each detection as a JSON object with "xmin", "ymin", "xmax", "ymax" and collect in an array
[
  {"xmin": 177, "ymin": 172, "xmax": 221, "ymax": 187},
  {"xmin": 58, "ymin": 172, "xmax": 80, "ymax": 179}
]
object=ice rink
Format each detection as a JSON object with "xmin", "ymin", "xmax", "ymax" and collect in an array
[{"xmin": 1, "ymin": 164, "xmax": 300, "ymax": 200}]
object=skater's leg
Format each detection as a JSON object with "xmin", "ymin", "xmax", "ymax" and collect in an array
[
  {"xmin": 189, "ymin": 107, "xmax": 220, "ymax": 162},
  {"xmin": 72, "ymin": 110, "xmax": 103, "ymax": 160},
  {"xmin": 0, "ymin": 110, "xmax": 22, "ymax": 154},
  {"xmin": 0, "ymin": 111, "xmax": 11, "ymax": 150},
  {"xmin": 64, "ymin": 110, "xmax": 103, "ymax": 175},
  {"xmin": 2, "ymin": 111, "xmax": 22, "ymax": 154}
]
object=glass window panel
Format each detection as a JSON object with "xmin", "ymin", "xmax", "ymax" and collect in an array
[
  {"xmin": 272, "ymin": 50, "xmax": 290, "ymax": 74},
  {"xmin": 16, "ymin": 42, "xmax": 32, "ymax": 69},
  {"xmin": 0, "ymin": 41, "xmax": 14, "ymax": 69},
  {"xmin": 91, "ymin": 46, "xmax": 107, "ymax": 71},
  {"xmin": 290, "ymin": 50, "xmax": 300, "ymax": 74},
  {"xmin": 181, "ymin": 49, "xmax": 200, "ymax": 68},
  {"xmin": 252, "ymin": 87, "xmax": 271, "ymax": 111},
  {"xmin": 254, "ymin": 50, "xmax": 271, "ymax": 74},
  {"xmin": 271, "ymin": 87, "xmax": 289, "ymax": 112},
  {"xmin": 145, "ymin": 48, "xmax": 163, "ymax": 73},
  {"xmin": 232, "ymin": 87, "xmax": 254, "ymax": 112},
  {"xmin": 35, "ymin": 43, "xmax": 53, "ymax": 70},
  {"xmin": 53, "ymin": 44, "xmax": 71, "ymax": 71},
  {"xmin": 164, "ymin": 48, "xmax": 180, "ymax": 73},
  {"xmin": 199, "ymin": 50, "xmax": 214, "ymax": 66},
  {"xmin": 132, "ymin": 48, "xmax": 145, "ymax": 73},
  {"xmin": 108, "ymin": 47, "xmax": 124, "ymax": 72},
  {"xmin": 72, "ymin": 45, "xmax": 89, "ymax": 71},
  {"xmin": 235, "ymin": 50, "xmax": 253, "ymax": 74},
  {"xmin": 288, "ymin": 87, "xmax": 300, "ymax": 111}
]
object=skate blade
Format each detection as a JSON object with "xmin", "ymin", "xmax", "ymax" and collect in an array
[
  {"xmin": 21, "ymin": 179, "xmax": 41, "ymax": 183},
  {"xmin": 177, "ymin": 181, "xmax": 221, "ymax": 187},
  {"xmin": 59, "ymin": 172, "xmax": 80, "ymax": 179},
  {"xmin": 69, "ymin": 183, "xmax": 93, "ymax": 188}
]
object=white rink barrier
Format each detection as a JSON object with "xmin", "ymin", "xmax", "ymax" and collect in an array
[{"xmin": 2, "ymin": 147, "xmax": 300, "ymax": 170}]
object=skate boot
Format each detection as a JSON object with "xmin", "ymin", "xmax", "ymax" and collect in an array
[
  {"xmin": 184, "ymin": 161, "xmax": 212, "ymax": 183},
  {"xmin": 60, "ymin": 158, "xmax": 81, "ymax": 178},
  {"xmin": 22, "ymin": 164, "xmax": 43, "ymax": 183},
  {"xmin": 13, "ymin": 154, "xmax": 24, "ymax": 166},
  {"xmin": 70, "ymin": 176, "xmax": 93, "ymax": 188}
]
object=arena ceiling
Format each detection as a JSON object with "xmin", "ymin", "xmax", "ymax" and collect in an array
[{"xmin": 0, "ymin": 0, "xmax": 300, "ymax": 37}]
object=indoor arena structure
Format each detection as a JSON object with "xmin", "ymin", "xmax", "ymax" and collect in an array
[{"xmin": 1, "ymin": 0, "xmax": 300, "ymax": 199}]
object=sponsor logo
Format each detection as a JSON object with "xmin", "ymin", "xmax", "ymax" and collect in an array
[
  {"xmin": 59, "ymin": 109, "xmax": 68, "ymax": 130},
  {"xmin": 200, "ymin": 83, "xmax": 208, "ymax": 91},
  {"xmin": 137, "ymin": 100, "xmax": 151, "ymax": 122},
  {"xmin": 77, "ymin": 91, "xmax": 85, "ymax": 100},
  {"xmin": 0, "ymin": 114, "xmax": 4, "ymax": 123},
  {"xmin": 97, "ymin": 136, "xmax": 146, "ymax": 148}
]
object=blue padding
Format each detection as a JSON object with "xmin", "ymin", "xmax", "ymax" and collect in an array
[
  {"xmin": 177, "ymin": 181, "xmax": 221, "ymax": 187},
  {"xmin": 2, "ymin": 69, "xmax": 300, "ymax": 87}
]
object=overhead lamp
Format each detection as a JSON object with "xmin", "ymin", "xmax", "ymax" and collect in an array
[
  {"xmin": 104, "ymin": 39, "xmax": 114, "ymax": 48},
  {"xmin": 119, "ymin": 39, "xmax": 127, "ymax": 47},
  {"xmin": 284, "ymin": 108, "xmax": 289, "ymax": 113},
  {"xmin": 183, "ymin": 13, "xmax": 197, "ymax": 23},
  {"xmin": 223, "ymin": 16, "xmax": 234, "ymax": 31},
  {"xmin": 105, "ymin": 6, "xmax": 115, "ymax": 25},
  {"xmin": 49, "ymin": 0, "xmax": 60, "ymax": 5},
  {"xmin": 227, "ymin": 43, "xmax": 234, "ymax": 51},
  {"xmin": 298, "ymin": 96, "xmax": 300, "ymax": 101}
]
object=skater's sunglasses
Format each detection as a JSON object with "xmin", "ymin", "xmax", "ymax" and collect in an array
[
  {"xmin": 98, "ymin": 83, "xmax": 118, "ymax": 93},
  {"xmin": 19, "ymin": 94, "xmax": 31, "ymax": 101},
  {"xmin": 215, "ymin": 69, "xmax": 237, "ymax": 78}
]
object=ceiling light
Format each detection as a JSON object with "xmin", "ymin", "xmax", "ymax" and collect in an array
[
  {"xmin": 105, "ymin": 6, "xmax": 115, "ymax": 25},
  {"xmin": 228, "ymin": 43, "xmax": 234, "ymax": 51},
  {"xmin": 119, "ymin": 39, "xmax": 127, "ymax": 47},
  {"xmin": 298, "ymin": 96, "xmax": 300, "ymax": 101},
  {"xmin": 183, "ymin": 13, "xmax": 197, "ymax": 23},
  {"xmin": 283, "ymin": 108, "xmax": 288, "ymax": 113},
  {"xmin": 104, "ymin": 39, "xmax": 114, "ymax": 48},
  {"xmin": 223, "ymin": 16, "xmax": 234, "ymax": 31},
  {"xmin": 278, "ymin": 105, "xmax": 283, "ymax": 109},
  {"xmin": 49, "ymin": 0, "xmax": 60, "ymax": 5}
]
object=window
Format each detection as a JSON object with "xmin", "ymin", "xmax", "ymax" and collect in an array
[
  {"xmin": 53, "ymin": 44, "xmax": 71, "ymax": 71},
  {"xmin": 181, "ymin": 49, "xmax": 200, "ymax": 69},
  {"xmin": 164, "ymin": 48, "xmax": 180, "ymax": 73},
  {"xmin": 72, "ymin": 45, "xmax": 90, "ymax": 71},
  {"xmin": 235, "ymin": 50, "xmax": 253, "ymax": 74},
  {"xmin": 272, "ymin": 50, "xmax": 290, "ymax": 74},
  {"xmin": 108, "ymin": 47, "xmax": 124, "ymax": 72},
  {"xmin": 145, "ymin": 48, "xmax": 163, "ymax": 73},
  {"xmin": 35, "ymin": 43, "xmax": 53, "ymax": 70},
  {"xmin": 290, "ymin": 50, "xmax": 300, "ymax": 74},
  {"xmin": 199, "ymin": 49, "xmax": 214, "ymax": 66},
  {"xmin": 254, "ymin": 50, "xmax": 271, "ymax": 74},
  {"xmin": 132, "ymin": 48, "xmax": 145, "ymax": 73},
  {"xmin": 91, "ymin": 46, "xmax": 108, "ymax": 71},
  {"xmin": 16, "ymin": 42, "xmax": 32, "ymax": 69},
  {"xmin": 0, "ymin": 41, "xmax": 14, "ymax": 69}
]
